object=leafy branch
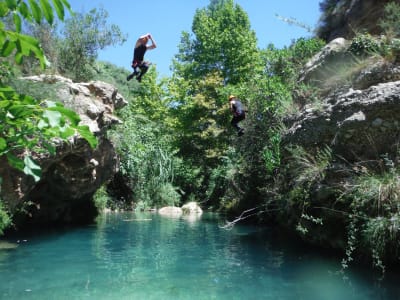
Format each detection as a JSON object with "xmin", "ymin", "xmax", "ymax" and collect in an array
[{"xmin": 0, "ymin": 0, "xmax": 97, "ymax": 182}]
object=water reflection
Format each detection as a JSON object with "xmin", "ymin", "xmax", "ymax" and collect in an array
[{"xmin": 0, "ymin": 212, "xmax": 399, "ymax": 299}]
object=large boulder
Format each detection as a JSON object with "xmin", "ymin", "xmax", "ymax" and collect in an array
[
  {"xmin": 181, "ymin": 202, "xmax": 203, "ymax": 215},
  {"xmin": 299, "ymin": 37, "xmax": 350, "ymax": 86},
  {"xmin": 0, "ymin": 75, "xmax": 127, "ymax": 229}
]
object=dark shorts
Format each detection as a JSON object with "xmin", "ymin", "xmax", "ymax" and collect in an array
[{"xmin": 132, "ymin": 60, "xmax": 150, "ymax": 69}]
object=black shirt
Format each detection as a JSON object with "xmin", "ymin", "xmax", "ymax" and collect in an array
[{"xmin": 134, "ymin": 44, "xmax": 147, "ymax": 61}]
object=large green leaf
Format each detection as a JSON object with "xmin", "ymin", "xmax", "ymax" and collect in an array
[
  {"xmin": 15, "ymin": 32, "xmax": 41, "ymax": 55},
  {"xmin": 37, "ymin": 119, "xmax": 48, "ymax": 129},
  {"xmin": 47, "ymin": 106, "xmax": 81, "ymax": 126},
  {"xmin": 43, "ymin": 109, "xmax": 62, "ymax": 127},
  {"xmin": 5, "ymin": 0, "xmax": 17, "ymax": 10},
  {"xmin": 0, "ymin": 40, "xmax": 16, "ymax": 57},
  {"xmin": 59, "ymin": 126, "xmax": 75, "ymax": 139},
  {"xmin": 12, "ymin": 11, "xmax": 21, "ymax": 32},
  {"xmin": 0, "ymin": 99, "xmax": 10, "ymax": 108},
  {"xmin": 77, "ymin": 125, "xmax": 98, "ymax": 148},
  {"xmin": 17, "ymin": 1, "xmax": 30, "ymax": 20},
  {"xmin": 28, "ymin": 0, "xmax": 41, "ymax": 24},
  {"xmin": 23, "ymin": 156, "xmax": 42, "ymax": 182},
  {"xmin": 6, "ymin": 153, "xmax": 24, "ymax": 171},
  {"xmin": 40, "ymin": 0, "xmax": 54, "ymax": 24},
  {"xmin": 14, "ymin": 32, "xmax": 45, "ymax": 68},
  {"xmin": 51, "ymin": 0, "xmax": 65, "ymax": 19},
  {"xmin": 58, "ymin": 0, "xmax": 71, "ymax": 13},
  {"xmin": 0, "ymin": 85, "xmax": 17, "ymax": 96},
  {"xmin": 0, "ymin": 3, "xmax": 9, "ymax": 17},
  {"xmin": 8, "ymin": 104, "xmax": 36, "ymax": 118}
]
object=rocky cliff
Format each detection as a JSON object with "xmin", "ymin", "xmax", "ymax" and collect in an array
[
  {"xmin": 0, "ymin": 75, "xmax": 127, "ymax": 229},
  {"xmin": 279, "ymin": 36, "xmax": 400, "ymax": 255},
  {"xmin": 289, "ymin": 37, "xmax": 400, "ymax": 162}
]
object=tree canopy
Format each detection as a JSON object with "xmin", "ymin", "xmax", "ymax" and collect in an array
[{"xmin": 173, "ymin": 0, "xmax": 261, "ymax": 85}]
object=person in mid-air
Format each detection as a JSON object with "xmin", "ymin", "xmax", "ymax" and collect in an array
[
  {"xmin": 228, "ymin": 95, "xmax": 246, "ymax": 136},
  {"xmin": 127, "ymin": 33, "xmax": 157, "ymax": 82}
]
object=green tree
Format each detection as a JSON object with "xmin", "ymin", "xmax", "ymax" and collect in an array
[
  {"xmin": 173, "ymin": 0, "xmax": 261, "ymax": 84},
  {"xmin": 167, "ymin": 71, "xmax": 231, "ymax": 204},
  {"xmin": 109, "ymin": 109, "xmax": 180, "ymax": 209},
  {"xmin": 58, "ymin": 7, "xmax": 126, "ymax": 81},
  {"xmin": 0, "ymin": 0, "xmax": 97, "ymax": 233},
  {"xmin": 168, "ymin": 0, "xmax": 264, "ymax": 205},
  {"xmin": 107, "ymin": 68, "xmax": 181, "ymax": 209}
]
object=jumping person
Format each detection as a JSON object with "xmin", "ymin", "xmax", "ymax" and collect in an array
[
  {"xmin": 127, "ymin": 33, "xmax": 157, "ymax": 82},
  {"xmin": 228, "ymin": 95, "xmax": 246, "ymax": 136}
]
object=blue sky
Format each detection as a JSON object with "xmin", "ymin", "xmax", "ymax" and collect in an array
[{"xmin": 66, "ymin": 0, "xmax": 322, "ymax": 77}]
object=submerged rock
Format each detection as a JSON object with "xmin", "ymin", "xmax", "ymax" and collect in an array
[
  {"xmin": 158, "ymin": 206, "xmax": 183, "ymax": 218},
  {"xmin": 182, "ymin": 202, "xmax": 203, "ymax": 215},
  {"xmin": 0, "ymin": 241, "xmax": 19, "ymax": 250}
]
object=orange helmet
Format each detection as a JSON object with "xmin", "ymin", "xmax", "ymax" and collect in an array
[{"xmin": 228, "ymin": 95, "xmax": 235, "ymax": 101}]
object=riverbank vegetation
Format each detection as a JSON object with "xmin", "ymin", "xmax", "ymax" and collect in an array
[{"xmin": 1, "ymin": 0, "xmax": 400, "ymax": 274}]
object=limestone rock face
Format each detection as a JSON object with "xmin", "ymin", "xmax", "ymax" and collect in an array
[
  {"xmin": 281, "ymin": 40, "xmax": 400, "ymax": 250},
  {"xmin": 284, "ymin": 81, "xmax": 400, "ymax": 163},
  {"xmin": 0, "ymin": 75, "xmax": 127, "ymax": 228},
  {"xmin": 289, "ymin": 35, "xmax": 400, "ymax": 164}
]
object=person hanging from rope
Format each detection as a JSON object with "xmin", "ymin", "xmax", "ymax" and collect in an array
[
  {"xmin": 127, "ymin": 33, "xmax": 157, "ymax": 83},
  {"xmin": 228, "ymin": 95, "xmax": 246, "ymax": 136}
]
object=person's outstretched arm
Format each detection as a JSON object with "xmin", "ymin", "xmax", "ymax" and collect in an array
[{"xmin": 147, "ymin": 34, "xmax": 157, "ymax": 50}]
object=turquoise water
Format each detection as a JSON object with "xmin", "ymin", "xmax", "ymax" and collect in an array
[{"xmin": 0, "ymin": 212, "xmax": 398, "ymax": 300}]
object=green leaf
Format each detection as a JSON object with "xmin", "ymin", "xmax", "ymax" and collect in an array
[
  {"xmin": 47, "ymin": 106, "xmax": 81, "ymax": 126},
  {"xmin": 37, "ymin": 119, "xmax": 48, "ymax": 129},
  {"xmin": 43, "ymin": 142, "xmax": 56, "ymax": 155},
  {"xmin": 15, "ymin": 33, "xmax": 41, "ymax": 55},
  {"xmin": 43, "ymin": 109, "xmax": 62, "ymax": 127},
  {"xmin": 77, "ymin": 125, "xmax": 97, "ymax": 148},
  {"xmin": 0, "ymin": 3, "xmax": 10, "ymax": 17},
  {"xmin": 5, "ymin": 0, "xmax": 17, "ymax": 10},
  {"xmin": 6, "ymin": 153, "xmax": 24, "ymax": 171},
  {"xmin": 28, "ymin": 0, "xmax": 42, "ymax": 24},
  {"xmin": 0, "ymin": 40, "xmax": 16, "ymax": 57},
  {"xmin": 51, "ymin": 0, "xmax": 65, "ymax": 19},
  {"xmin": 14, "ymin": 33, "xmax": 45, "ymax": 68},
  {"xmin": 23, "ymin": 156, "xmax": 42, "ymax": 182},
  {"xmin": 17, "ymin": 2, "xmax": 30, "ymax": 20},
  {"xmin": 58, "ymin": 0, "xmax": 71, "ymax": 14},
  {"xmin": 0, "ymin": 138, "xmax": 6, "ymax": 152},
  {"xmin": 0, "ymin": 86, "xmax": 15, "ymax": 94},
  {"xmin": 8, "ymin": 104, "xmax": 35, "ymax": 118},
  {"xmin": 40, "ymin": 0, "xmax": 53, "ymax": 24},
  {"xmin": 0, "ymin": 100, "xmax": 12, "ymax": 111},
  {"xmin": 14, "ymin": 52, "xmax": 23, "ymax": 64},
  {"xmin": 13, "ymin": 12, "xmax": 21, "ymax": 32},
  {"xmin": 59, "ymin": 126, "xmax": 75, "ymax": 139}
]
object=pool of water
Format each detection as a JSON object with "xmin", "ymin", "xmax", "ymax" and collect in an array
[{"xmin": 0, "ymin": 212, "xmax": 398, "ymax": 299}]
